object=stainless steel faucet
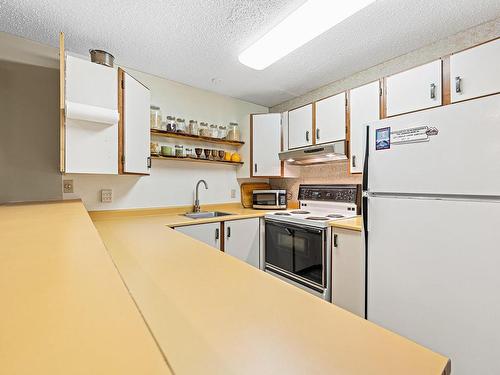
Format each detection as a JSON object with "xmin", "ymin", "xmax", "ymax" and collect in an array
[{"xmin": 194, "ymin": 179, "xmax": 208, "ymax": 212}]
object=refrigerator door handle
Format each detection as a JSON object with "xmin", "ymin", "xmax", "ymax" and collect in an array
[
  {"xmin": 362, "ymin": 125, "xmax": 369, "ymax": 192},
  {"xmin": 362, "ymin": 124, "xmax": 370, "ymax": 320}
]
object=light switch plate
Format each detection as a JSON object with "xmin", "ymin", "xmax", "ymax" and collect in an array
[
  {"xmin": 63, "ymin": 180, "xmax": 73, "ymax": 194},
  {"xmin": 101, "ymin": 189, "xmax": 113, "ymax": 203}
]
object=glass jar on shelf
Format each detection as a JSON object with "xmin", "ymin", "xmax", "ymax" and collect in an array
[
  {"xmin": 199, "ymin": 122, "xmax": 210, "ymax": 137},
  {"xmin": 209, "ymin": 124, "xmax": 219, "ymax": 138},
  {"xmin": 218, "ymin": 124, "xmax": 227, "ymax": 139},
  {"xmin": 174, "ymin": 145, "xmax": 184, "ymax": 157},
  {"xmin": 150, "ymin": 106, "xmax": 162, "ymax": 129},
  {"xmin": 185, "ymin": 147, "xmax": 195, "ymax": 158},
  {"xmin": 166, "ymin": 116, "xmax": 176, "ymax": 132},
  {"xmin": 188, "ymin": 120, "xmax": 199, "ymax": 136},
  {"xmin": 227, "ymin": 122, "xmax": 240, "ymax": 141},
  {"xmin": 176, "ymin": 118, "xmax": 187, "ymax": 133}
]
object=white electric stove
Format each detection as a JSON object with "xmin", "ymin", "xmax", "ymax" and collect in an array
[{"xmin": 264, "ymin": 184, "xmax": 361, "ymax": 300}]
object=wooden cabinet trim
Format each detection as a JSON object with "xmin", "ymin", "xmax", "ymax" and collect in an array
[
  {"xmin": 311, "ymin": 102, "xmax": 316, "ymax": 145},
  {"xmin": 250, "ymin": 114, "xmax": 254, "ymax": 178},
  {"xmin": 442, "ymin": 56, "xmax": 451, "ymax": 105},
  {"xmin": 380, "ymin": 77, "xmax": 387, "ymax": 119},
  {"xmin": 118, "ymin": 68, "xmax": 125, "ymax": 174},
  {"xmin": 346, "ymin": 90, "xmax": 353, "ymax": 175},
  {"xmin": 59, "ymin": 32, "xmax": 66, "ymax": 173}
]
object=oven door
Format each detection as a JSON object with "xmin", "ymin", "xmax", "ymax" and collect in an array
[{"xmin": 265, "ymin": 219, "xmax": 325, "ymax": 289}]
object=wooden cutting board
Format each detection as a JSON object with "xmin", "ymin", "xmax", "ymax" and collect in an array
[{"xmin": 240, "ymin": 182, "xmax": 271, "ymax": 208}]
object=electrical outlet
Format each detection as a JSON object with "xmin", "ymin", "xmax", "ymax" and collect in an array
[
  {"xmin": 101, "ymin": 189, "xmax": 113, "ymax": 203},
  {"xmin": 63, "ymin": 180, "xmax": 73, "ymax": 194},
  {"xmin": 230, "ymin": 189, "xmax": 236, "ymax": 198}
]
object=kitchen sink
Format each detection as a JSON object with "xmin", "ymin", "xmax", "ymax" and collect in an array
[{"xmin": 183, "ymin": 211, "xmax": 232, "ymax": 219}]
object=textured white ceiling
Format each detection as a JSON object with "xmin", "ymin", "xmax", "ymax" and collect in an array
[{"xmin": 1, "ymin": 0, "xmax": 499, "ymax": 107}]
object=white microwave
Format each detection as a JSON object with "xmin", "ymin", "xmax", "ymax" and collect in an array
[{"xmin": 252, "ymin": 190, "xmax": 287, "ymax": 210}]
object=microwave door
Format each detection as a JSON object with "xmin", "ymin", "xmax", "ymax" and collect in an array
[{"xmin": 254, "ymin": 192, "xmax": 277, "ymax": 206}]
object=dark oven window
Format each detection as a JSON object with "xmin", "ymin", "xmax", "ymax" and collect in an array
[
  {"xmin": 253, "ymin": 193, "xmax": 277, "ymax": 206},
  {"xmin": 265, "ymin": 221, "xmax": 324, "ymax": 286}
]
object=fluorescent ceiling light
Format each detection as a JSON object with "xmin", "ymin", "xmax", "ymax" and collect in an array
[{"xmin": 238, "ymin": 0, "xmax": 375, "ymax": 70}]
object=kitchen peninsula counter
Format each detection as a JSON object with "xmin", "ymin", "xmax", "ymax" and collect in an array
[
  {"xmin": 92, "ymin": 203, "xmax": 449, "ymax": 375},
  {"xmin": 0, "ymin": 200, "xmax": 171, "ymax": 374}
]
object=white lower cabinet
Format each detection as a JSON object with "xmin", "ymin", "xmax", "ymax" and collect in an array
[
  {"xmin": 175, "ymin": 222, "xmax": 221, "ymax": 250},
  {"xmin": 224, "ymin": 218, "xmax": 260, "ymax": 268},
  {"xmin": 175, "ymin": 218, "xmax": 261, "ymax": 268},
  {"xmin": 331, "ymin": 228, "xmax": 365, "ymax": 317}
]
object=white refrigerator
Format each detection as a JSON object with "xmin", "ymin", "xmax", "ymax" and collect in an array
[{"xmin": 363, "ymin": 94, "xmax": 500, "ymax": 375}]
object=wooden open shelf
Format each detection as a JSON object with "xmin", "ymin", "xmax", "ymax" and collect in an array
[
  {"xmin": 151, "ymin": 129, "xmax": 244, "ymax": 147},
  {"xmin": 151, "ymin": 154, "xmax": 244, "ymax": 166}
]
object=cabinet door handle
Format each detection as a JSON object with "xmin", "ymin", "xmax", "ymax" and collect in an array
[
  {"xmin": 352, "ymin": 155, "xmax": 356, "ymax": 168},
  {"xmin": 306, "ymin": 130, "xmax": 310, "ymax": 142},
  {"xmin": 254, "ymin": 163, "xmax": 258, "ymax": 173},
  {"xmin": 316, "ymin": 128, "xmax": 320, "ymax": 140},
  {"xmin": 430, "ymin": 83, "xmax": 436, "ymax": 99},
  {"xmin": 147, "ymin": 156, "xmax": 152, "ymax": 168},
  {"xmin": 227, "ymin": 226, "xmax": 231, "ymax": 238},
  {"xmin": 455, "ymin": 76, "xmax": 462, "ymax": 93},
  {"xmin": 333, "ymin": 234, "xmax": 338, "ymax": 248},
  {"xmin": 215, "ymin": 228, "xmax": 219, "ymax": 240}
]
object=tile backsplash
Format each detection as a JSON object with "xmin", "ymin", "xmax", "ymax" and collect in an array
[{"xmin": 270, "ymin": 160, "xmax": 362, "ymax": 206}]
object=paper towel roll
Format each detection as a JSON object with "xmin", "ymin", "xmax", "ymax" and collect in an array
[{"xmin": 65, "ymin": 101, "xmax": 119, "ymax": 125}]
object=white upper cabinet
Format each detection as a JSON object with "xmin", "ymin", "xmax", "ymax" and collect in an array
[
  {"xmin": 386, "ymin": 59, "xmax": 442, "ymax": 117},
  {"xmin": 314, "ymin": 92, "xmax": 346, "ymax": 144},
  {"xmin": 450, "ymin": 38, "xmax": 500, "ymax": 103},
  {"xmin": 349, "ymin": 81, "xmax": 380, "ymax": 174},
  {"xmin": 224, "ymin": 218, "xmax": 260, "ymax": 268},
  {"xmin": 288, "ymin": 104, "xmax": 313, "ymax": 149},
  {"xmin": 251, "ymin": 113, "xmax": 281, "ymax": 177},
  {"xmin": 64, "ymin": 55, "xmax": 119, "ymax": 174},
  {"xmin": 120, "ymin": 69, "xmax": 151, "ymax": 175}
]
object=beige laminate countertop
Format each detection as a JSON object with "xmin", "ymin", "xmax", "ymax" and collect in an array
[
  {"xmin": 0, "ymin": 200, "xmax": 171, "ymax": 374},
  {"xmin": 89, "ymin": 202, "xmax": 363, "ymax": 231},
  {"xmin": 331, "ymin": 215, "xmax": 363, "ymax": 232},
  {"xmin": 92, "ymin": 203, "xmax": 450, "ymax": 375}
]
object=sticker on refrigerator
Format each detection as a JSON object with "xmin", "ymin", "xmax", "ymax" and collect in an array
[
  {"xmin": 375, "ymin": 127, "xmax": 391, "ymax": 150},
  {"xmin": 391, "ymin": 126, "xmax": 439, "ymax": 145}
]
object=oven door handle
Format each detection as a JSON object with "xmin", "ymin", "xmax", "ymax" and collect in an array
[
  {"xmin": 285, "ymin": 227, "xmax": 294, "ymax": 236},
  {"xmin": 265, "ymin": 219, "xmax": 323, "ymax": 235}
]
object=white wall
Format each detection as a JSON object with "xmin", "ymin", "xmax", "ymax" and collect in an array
[
  {"xmin": 65, "ymin": 162, "xmax": 241, "ymax": 211},
  {"xmin": 64, "ymin": 66, "xmax": 267, "ymax": 210},
  {"xmin": 0, "ymin": 59, "xmax": 61, "ymax": 203}
]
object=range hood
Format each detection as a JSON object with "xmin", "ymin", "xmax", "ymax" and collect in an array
[{"xmin": 279, "ymin": 141, "xmax": 347, "ymax": 165}]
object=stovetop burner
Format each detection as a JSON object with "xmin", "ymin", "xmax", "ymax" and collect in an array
[
  {"xmin": 305, "ymin": 216, "xmax": 330, "ymax": 221},
  {"xmin": 274, "ymin": 212, "xmax": 291, "ymax": 216},
  {"xmin": 327, "ymin": 214, "xmax": 345, "ymax": 218},
  {"xmin": 290, "ymin": 210, "xmax": 310, "ymax": 214}
]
